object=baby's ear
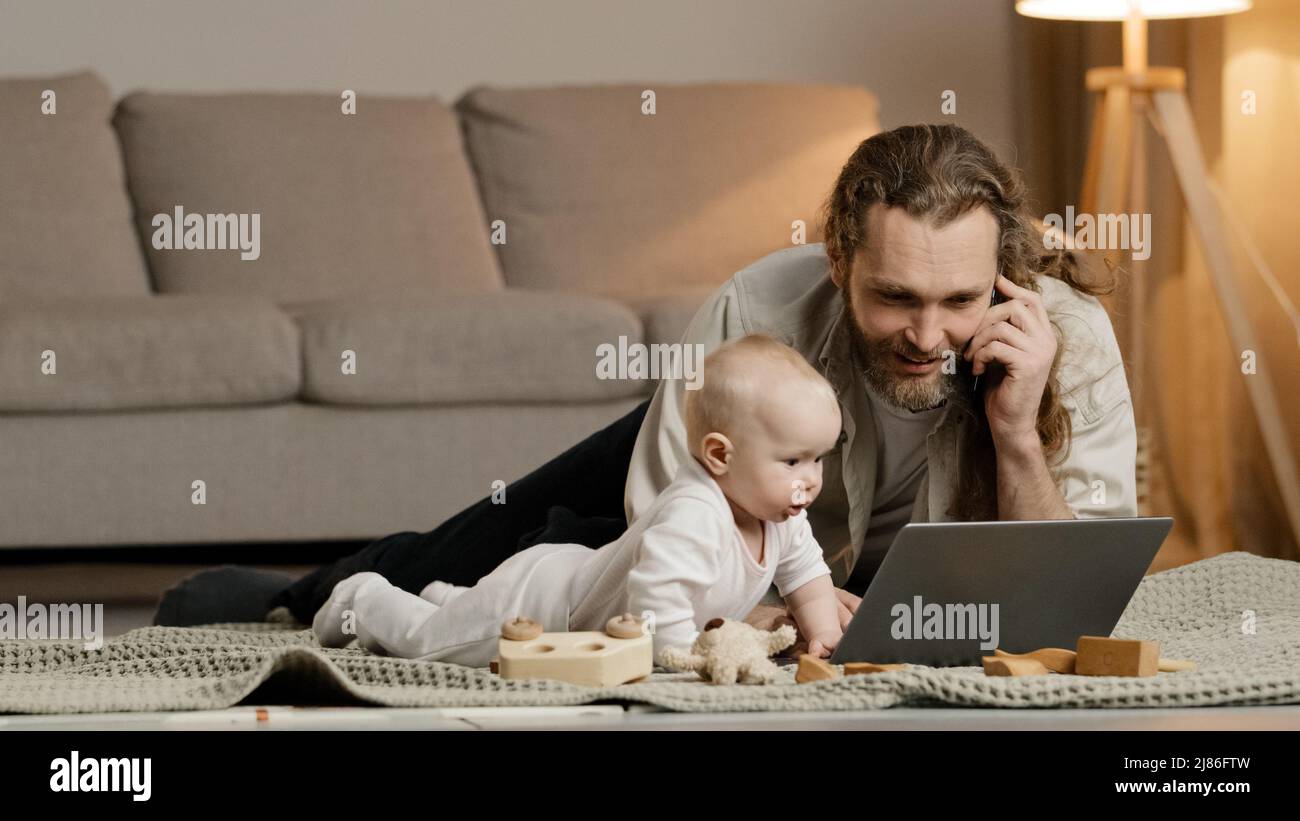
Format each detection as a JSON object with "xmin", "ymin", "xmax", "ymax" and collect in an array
[{"xmin": 700, "ymin": 432, "xmax": 734, "ymax": 475}]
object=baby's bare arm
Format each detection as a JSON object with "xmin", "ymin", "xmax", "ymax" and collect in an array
[{"xmin": 783, "ymin": 574, "xmax": 840, "ymax": 651}]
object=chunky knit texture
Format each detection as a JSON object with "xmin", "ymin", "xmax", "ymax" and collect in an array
[{"xmin": 2, "ymin": 552, "xmax": 1297, "ymax": 714}]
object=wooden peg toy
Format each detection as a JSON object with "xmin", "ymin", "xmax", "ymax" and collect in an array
[
  {"xmin": 1075, "ymin": 636, "xmax": 1159, "ymax": 677},
  {"xmin": 498, "ymin": 618, "xmax": 652, "ymax": 687},
  {"xmin": 501, "ymin": 617, "xmax": 542, "ymax": 641},
  {"xmin": 993, "ymin": 647, "xmax": 1077, "ymax": 673},
  {"xmin": 843, "ymin": 662, "xmax": 910, "ymax": 675},
  {"xmin": 982, "ymin": 656, "xmax": 1051, "ymax": 676},
  {"xmin": 795, "ymin": 654, "xmax": 840, "ymax": 683},
  {"xmin": 995, "ymin": 643, "xmax": 1194, "ymax": 675},
  {"xmin": 605, "ymin": 612, "xmax": 646, "ymax": 639}
]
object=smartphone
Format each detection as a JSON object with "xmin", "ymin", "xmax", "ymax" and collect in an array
[{"xmin": 971, "ymin": 282, "xmax": 1004, "ymax": 392}]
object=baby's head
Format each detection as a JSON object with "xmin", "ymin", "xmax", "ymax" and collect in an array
[{"xmin": 684, "ymin": 334, "xmax": 842, "ymax": 522}]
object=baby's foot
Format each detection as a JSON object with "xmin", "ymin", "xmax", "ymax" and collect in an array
[{"xmin": 312, "ymin": 572, "xmax": 389, "ymax": 648}]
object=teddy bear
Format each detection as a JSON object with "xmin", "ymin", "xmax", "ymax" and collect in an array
[{"xmin": 659, "ymin": 617, "xmax": 797, "ymax": 685}]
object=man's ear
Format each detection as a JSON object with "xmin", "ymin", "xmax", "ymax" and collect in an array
[
  {"xmin": 831, "ymin": 246, "xmax": 861, "ymax": 290},
  {"xmin": 830, "ymin": 259, "xmax": 845, "ymax": 289},
  {"xmin": 701, "ymin": 432, "xmax": 734, "ymax": 476}
]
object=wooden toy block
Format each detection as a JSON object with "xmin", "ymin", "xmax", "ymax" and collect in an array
[
  {"xmin": 498, "ymin": 630, "xmax": 652, "ymax": 687},
  {"xmin": 795, "ymin": 654, "xmax": 839, "ymax": 683},
  {"xmin": 843, "ymin": 662, "xmax": 910, "ymax": 675},
  {"xmin": 1157, "ymin": 657, "xmax": 1197, "ymax": 672},
  {"xmin": 1075, "ymin": 636, "xmax": 1159, "ymax": 677},
  {"xmin": 993, "ymin": 647, "xmax": 1077, "ymax": 673},
  {"xmin": 982, "ymin": 656, "xmax": 1050, "ymax": 676}
]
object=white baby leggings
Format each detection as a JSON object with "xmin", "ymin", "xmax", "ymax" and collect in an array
[{"xmin": 311, "ymin": 544, "xmax": 586, "ymax": 668}]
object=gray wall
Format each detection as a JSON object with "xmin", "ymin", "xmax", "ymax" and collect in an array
[{"xmin": 0, "ymin": 0, "xmax": 1019, "ymax": 159}]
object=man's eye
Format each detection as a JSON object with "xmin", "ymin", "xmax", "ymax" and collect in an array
[{"xmin": 950, "ymin": 297, "xmax": 975, "ymax": 306}]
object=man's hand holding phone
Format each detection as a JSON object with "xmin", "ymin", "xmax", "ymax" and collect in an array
[{"xmin": 963, "ymin": 274, "xmax": 1058, "ymax": 452}]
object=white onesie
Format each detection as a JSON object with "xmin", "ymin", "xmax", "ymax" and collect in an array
[{"xmin": 313, "ymin": 454, "xmax": 831, "ymax": 668}]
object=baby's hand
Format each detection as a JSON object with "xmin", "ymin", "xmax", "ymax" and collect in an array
[{"xmin": 805, "ymin": 630, "xmax": 842, "ymax": 659}]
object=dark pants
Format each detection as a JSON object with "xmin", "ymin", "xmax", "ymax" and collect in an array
[{"xmin": 155, "ymin": 399, "xmax": 652, "ymax": 627}]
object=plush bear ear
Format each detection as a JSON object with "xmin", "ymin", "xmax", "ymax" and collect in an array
[{"xmin": 703, "ymin": 618, "xmax": 725, "ymax": 631}]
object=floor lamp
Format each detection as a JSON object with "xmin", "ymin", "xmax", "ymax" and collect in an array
[{"xmin": 1016, "ymin": 0, "xmax": 1300, "ymax": 547}]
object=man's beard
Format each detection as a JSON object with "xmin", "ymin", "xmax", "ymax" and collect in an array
[{"xmin": 842, "ymin": 295, "xmax": 964, "ymax": 413}]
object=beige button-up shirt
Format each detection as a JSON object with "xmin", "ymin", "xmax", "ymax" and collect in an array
[{"xmin": 624, "ymin": 242, "xmax": 1137, "ymax": 588}]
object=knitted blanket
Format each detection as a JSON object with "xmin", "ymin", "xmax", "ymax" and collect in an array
[{"xmin": 3, "ymin": 551, "xmax": 1298, "ymax": 714}]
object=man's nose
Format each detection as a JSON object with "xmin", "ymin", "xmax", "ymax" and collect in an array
[{"xmin": 904, "ymin": 307, "xmax": 945, "ymax": 355}]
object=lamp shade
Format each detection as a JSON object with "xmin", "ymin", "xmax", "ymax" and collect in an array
[{"xmin": 1015, "ymin": 0, "xmax": 1251, "ymax": 20}]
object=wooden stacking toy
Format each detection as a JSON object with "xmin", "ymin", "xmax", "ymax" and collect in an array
[{"xmin": 495, "ymin": 613, "xmax": 652, "ymax": 687}]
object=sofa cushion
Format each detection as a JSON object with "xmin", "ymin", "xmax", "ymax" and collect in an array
[
  {"xmin": 456, "ymin": 82, "xmax": 879, "ymax": 299},
  {"xmin": 0, "ymin": 71, "xmax": 151, "ymax": 299},
  {"xmin": 624, "ymin": 289, "xmax": 715, "ymax": 348},
  {"xmin": 114, "ymin": 92, "xmax": 503, "ymax": 302},
  {"xmin": 0, "ymin": 296, "xmax": 299, "ymax": 412},
  {"xmin": 291, "ymin": 291, "xmax": 647, "ymax": 405}
]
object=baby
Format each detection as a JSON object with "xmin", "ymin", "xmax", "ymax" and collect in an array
[{"xmin": 313, "ymin": 333, "xmax": 846, "ymax": 668}]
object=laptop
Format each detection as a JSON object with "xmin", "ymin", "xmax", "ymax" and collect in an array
[{"xmin": 828, "ymin": 517, "xmax": 1173, "ymax": 667}]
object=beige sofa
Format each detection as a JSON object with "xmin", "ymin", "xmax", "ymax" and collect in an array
[{"xmin": 0, "ymin": 71, "xmax": 880, "ymax": 549}]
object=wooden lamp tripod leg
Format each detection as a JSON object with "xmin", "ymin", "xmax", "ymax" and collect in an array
[
  {"xmin": 1152, "ymin": 88, "xmax": 1300, "ymax": 546},
  {"xmin": 1082, "ymin": 80, "xmax": 1152, "ymax": 512}
]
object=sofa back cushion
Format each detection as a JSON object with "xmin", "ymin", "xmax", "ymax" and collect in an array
[
  {"xmin": 0, "ymin": 71, "xmax": 151, "ymax": 298},
  {"xmin": 114, "ymin": 92, "xmax": 503, "ymax": 302},
  {"xmin": 456, "ymin": 82, "xmax": 880, "ymax": 299}
]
